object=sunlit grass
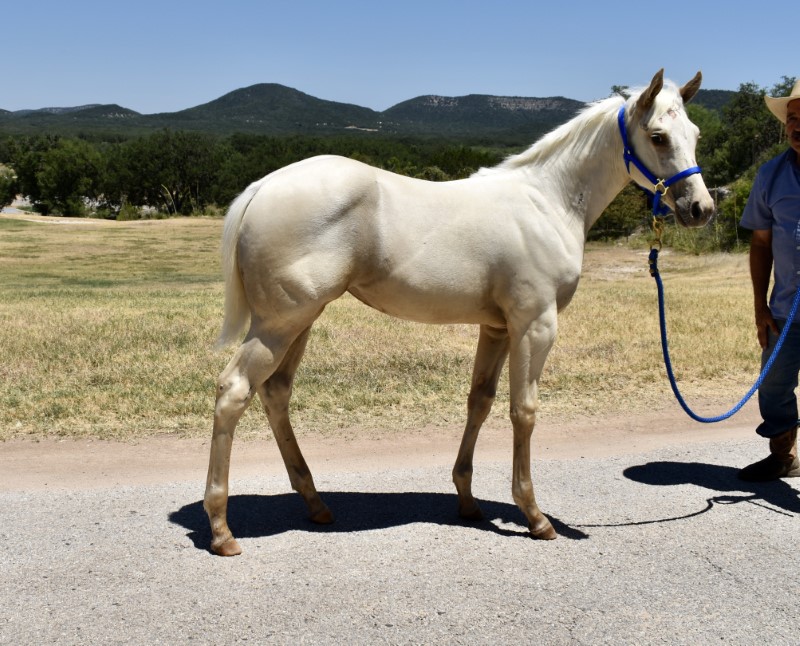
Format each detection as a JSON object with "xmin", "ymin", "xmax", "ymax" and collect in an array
[{"xmin": 0, "ymin": 216, "xmax": 758, "ymax": 440}]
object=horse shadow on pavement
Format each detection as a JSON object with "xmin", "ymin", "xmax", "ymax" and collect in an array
[
  {"xmin": 170, "ymin": 491, "xmax": 589, "ymax": 553},
  {"xmin": 617, "ymin": 461, "xmax": 800, "ymax": 526}
]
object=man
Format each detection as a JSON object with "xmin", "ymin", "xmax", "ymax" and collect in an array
[{"xmin": 738, "ymin": 79, "xmax": 800, "ymax": 481}]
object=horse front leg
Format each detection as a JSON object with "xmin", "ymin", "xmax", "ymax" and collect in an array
[
  {"xmin": 453, "ymin": 325, "xmax": 509, "ymax": 521},
  {"xmin": 508, "ymin": 317, "xmax": 558, "ymax": 540}
]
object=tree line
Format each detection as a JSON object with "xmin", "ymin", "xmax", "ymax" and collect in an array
[
  {"xmin": 0, "ymin": 75, "xmax": 794, "ymax": 251},
  {"xmin": 0, "ymin": 132, "xmax": 500, "ymax": 219}
]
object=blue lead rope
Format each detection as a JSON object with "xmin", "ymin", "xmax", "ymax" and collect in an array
[
  {"xmin": 618, "ymin": 99, "xmax": 797, "ymax": 423},
  {"xmin": 649, "ymin": 247, "xmax": 800, "ymax": 423}
]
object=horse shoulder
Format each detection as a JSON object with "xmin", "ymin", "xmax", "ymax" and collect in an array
[{"xmin": 492, "ymin": 210, "xmax": 584, "ymax": 319}]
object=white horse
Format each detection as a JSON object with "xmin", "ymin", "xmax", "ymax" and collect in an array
[{"xmin": 204, "ymin": 70, "xmax": 714, "ymax": 556}]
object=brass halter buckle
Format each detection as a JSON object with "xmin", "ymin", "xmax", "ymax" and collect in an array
[{"xmin": 650, "ymin": 216, "xmax": 665, "ymax": 251}]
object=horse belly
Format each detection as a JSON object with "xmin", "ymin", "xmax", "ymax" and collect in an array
[{"xmin": 347, "ymin": 277, "xmax": 504, "ymax": 326}]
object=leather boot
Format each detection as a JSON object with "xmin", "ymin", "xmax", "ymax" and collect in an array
[{"xmin": 738, "ymin": 427, "xmax": 800, "ymax": 482}]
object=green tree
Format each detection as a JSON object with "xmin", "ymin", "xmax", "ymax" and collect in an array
[
  {"xmin": 687, "ymin": 104, "xmax": 725, "ymax": 186},
  {"xmin": 99, "ymin": 142, "xmax": 134, "ymax": 213},
  {"xmin": 705, "ymin": 79, "xmax": 792, "ymax": 186},
  {"xmin": 415, "ymin": 166, "xmax": 450, "ymax": 181},
  {"xmin": 714, "ymin": 174, "xmax": 754, "ymax": 250},
  {"xmin": 427, "ymin": 145, "xmax": 498, "ymax": 178},
  {"xmin": 591, "ymin": 184, "xmax": 650, "ymax": 240},
  {"xmin": 35, "ymin": 138, "xmax": 102, "ymax": 215},
  {"xmin": 0, "ymin": 164, "xmax": 17, "ymax": 208},
  {"xmin": 113, "ymin": 130, "xmax": 223, "ymax": 215},
  {"xmin": 12, "ymin": 135, "xmax": 60, "ymax": 208},
  {"xmin": 0, "ymin": 137, "xmax": 18, "ymax": 165}
]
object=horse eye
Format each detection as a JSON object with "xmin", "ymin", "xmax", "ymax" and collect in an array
[{"xmin": 650, "ymin": 133, "xmax": 665, "ymax": 146}]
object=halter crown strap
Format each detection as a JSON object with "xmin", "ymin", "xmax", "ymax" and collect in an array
[{"xmin": 617, "ymin": 105, "xmax": 702, "ymax": 217}]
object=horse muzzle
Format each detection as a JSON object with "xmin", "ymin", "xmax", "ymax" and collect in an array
[{"xmin": 673, "ymin": 191, "xmax": 715, "ymax": 228}]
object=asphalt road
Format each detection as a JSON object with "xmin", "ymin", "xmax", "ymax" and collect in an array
[{"xmin": 2, "ymin": 436, "xmax": 799, "ymax": 645}]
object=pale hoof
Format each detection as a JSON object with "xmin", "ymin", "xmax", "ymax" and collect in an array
[
  {"xmin": 529, "ymin": 518, "xmax": 558, "ymax": 540},
  {"xmin": 212, "ymin": 537, "xmax": 243, "ymax": 556}
]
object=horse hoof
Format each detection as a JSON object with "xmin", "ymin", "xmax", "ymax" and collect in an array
[
  {"xmin": 530, "ymin": 519, "xmax": 558, "ymax": 540},
  {"xmin": 458, "ymin": 504, "xmax": 484, "ymax": 522},
  {"xmin": 212, "ymin": 537, "xmax": 243, "ymax": 556},
  {"xmin": 310, "ymin": 506, "xmax": 335, "ymax": 525}
]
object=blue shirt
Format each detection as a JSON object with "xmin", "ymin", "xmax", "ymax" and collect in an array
[{"xmin": 740, "ymin": 149, "xmax": 800, "ymax": 322}]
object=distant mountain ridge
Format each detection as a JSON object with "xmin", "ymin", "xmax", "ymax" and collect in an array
[
  {"xmin": 155, "ymin": 83, "xmax": 383, "ymax": 133},
  {"xmin": 13, "ymin": 104, "xmax": 104, "ymax": 116},
  {"xmin": 0, "ymin": 83, "xmax": 733, "ymax": 142},
  {"xmin": 382, "ymin": 93, "xmax": 584, "ymax": 139}
]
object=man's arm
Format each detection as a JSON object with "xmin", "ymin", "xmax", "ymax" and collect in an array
[{"xmin": 750, "ymin": 228, "xmax": 778, "ymax": 349}]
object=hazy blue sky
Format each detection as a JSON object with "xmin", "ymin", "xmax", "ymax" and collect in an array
[{"xmin": 5, "ymin": 0, "xmax": 795, "ymax": 114}]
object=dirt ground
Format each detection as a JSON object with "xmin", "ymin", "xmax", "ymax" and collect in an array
[{"xmin": 0, "ymin": 402, "xmax": 762, "ymax": 492}]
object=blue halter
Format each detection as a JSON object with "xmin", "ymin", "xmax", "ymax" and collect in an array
[{"xmin": 617, "ymin": 105, "xmax": 703, "ymax": 217}]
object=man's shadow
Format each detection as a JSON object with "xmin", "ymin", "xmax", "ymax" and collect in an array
[
  {"xmin": 169, "ymin": 491, "xmax": 589, "ymax": 553},
  {"xmin": 618, "ymin": 461, "xmax": 800, "ymax": 525}
]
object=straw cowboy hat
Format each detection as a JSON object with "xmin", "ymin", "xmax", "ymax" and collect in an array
[{"xmin": 765, "ymin": 79, "xmax": 800, "ymax": 123}]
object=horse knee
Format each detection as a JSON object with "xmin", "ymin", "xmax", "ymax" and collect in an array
[
  {"xmin": 215, "ymin": 373, "xmax": 253, "ymax": 422},
  {"xmin": 509, "ymin": 404, "xmax": 537, "ymax": 432}
]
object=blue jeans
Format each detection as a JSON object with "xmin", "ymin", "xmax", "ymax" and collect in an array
[{"xmin": 757, "ymin": 319, "xmax": 800, "ymax": 438}]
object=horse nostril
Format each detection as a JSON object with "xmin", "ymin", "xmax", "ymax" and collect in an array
[{"xmin": 691, "ymin": 200, "xmax": 711, "ymax": 222}]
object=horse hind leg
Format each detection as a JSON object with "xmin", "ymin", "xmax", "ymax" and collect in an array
[
  {"xmin": 204, "ymin": 331, "xmax": 297, "ymax": 556},
  {"xmin": 256, "ymin": 327, "xmax": 333, "ymax": 525},
  {"xmin": 453, "ymin": 325, "xmax": 510, "ymax": 521}
]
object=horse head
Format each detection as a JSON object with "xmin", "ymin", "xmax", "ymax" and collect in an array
[{"xmin": 624, "ymin": 69, "xmax": 715, "ymax": 228}]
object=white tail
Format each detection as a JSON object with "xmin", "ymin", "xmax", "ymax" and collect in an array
[{"xmin": 215, "ymin": 178, "xmax": 266, "ymax": 348}]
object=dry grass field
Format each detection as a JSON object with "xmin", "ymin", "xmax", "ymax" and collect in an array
[{"xmin": 0, "ymin": 214, "xmax": 758, "ymax": 442}]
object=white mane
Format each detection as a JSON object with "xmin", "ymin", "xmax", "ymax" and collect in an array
[{"xmin": 475, "ymin": 80, "xmax": 685, "ymax": 176}]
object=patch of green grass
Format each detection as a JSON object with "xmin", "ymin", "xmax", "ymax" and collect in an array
[{"xmin": 0, "ymin": 218, "xmax": 33, "ymax": 231}]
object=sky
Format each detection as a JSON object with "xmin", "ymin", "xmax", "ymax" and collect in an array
[{"xmin": 4, "ymin": 0, "xmax": 796, "ymax": 115}]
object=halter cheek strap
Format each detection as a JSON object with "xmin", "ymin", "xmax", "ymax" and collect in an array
[{"xmin": 617, "ymin": 105, "xmax": 702, "ymax": 217}]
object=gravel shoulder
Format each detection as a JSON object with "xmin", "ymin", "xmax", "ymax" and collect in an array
[{"xmin": 4, "ymin": 403, "xmax": 800, "ymax": 644}]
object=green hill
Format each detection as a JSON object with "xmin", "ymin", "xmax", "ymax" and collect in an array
[{"xmin": 0, "ymin": 84, "xmax": 734, "ymax": 142}]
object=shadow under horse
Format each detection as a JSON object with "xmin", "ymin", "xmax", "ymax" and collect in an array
[{"xmin": 171, "ymin": 491, "xmax": 589, "ymax": 553}]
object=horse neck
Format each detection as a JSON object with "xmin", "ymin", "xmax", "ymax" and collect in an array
[{"xmin": 512, "ymin": 103, "xmax": 631, "ymax": 238}]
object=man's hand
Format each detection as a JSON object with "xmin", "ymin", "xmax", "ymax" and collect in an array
[{"xmin": 755, "ymin": 303, "xmax": 779, "ymax": 349}]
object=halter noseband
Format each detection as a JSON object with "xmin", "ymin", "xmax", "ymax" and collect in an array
[{"xmin": 617, "ymin": 105, "xmax": 702, "ymax": 217}]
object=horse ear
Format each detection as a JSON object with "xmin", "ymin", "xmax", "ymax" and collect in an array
[
  {"xmin": 638, "ymin": 69, "xmax": 664, "ymax": 113},
  {"xmin": 680, "ymin": 71, "xmax": 703, "ymax": 104}
]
